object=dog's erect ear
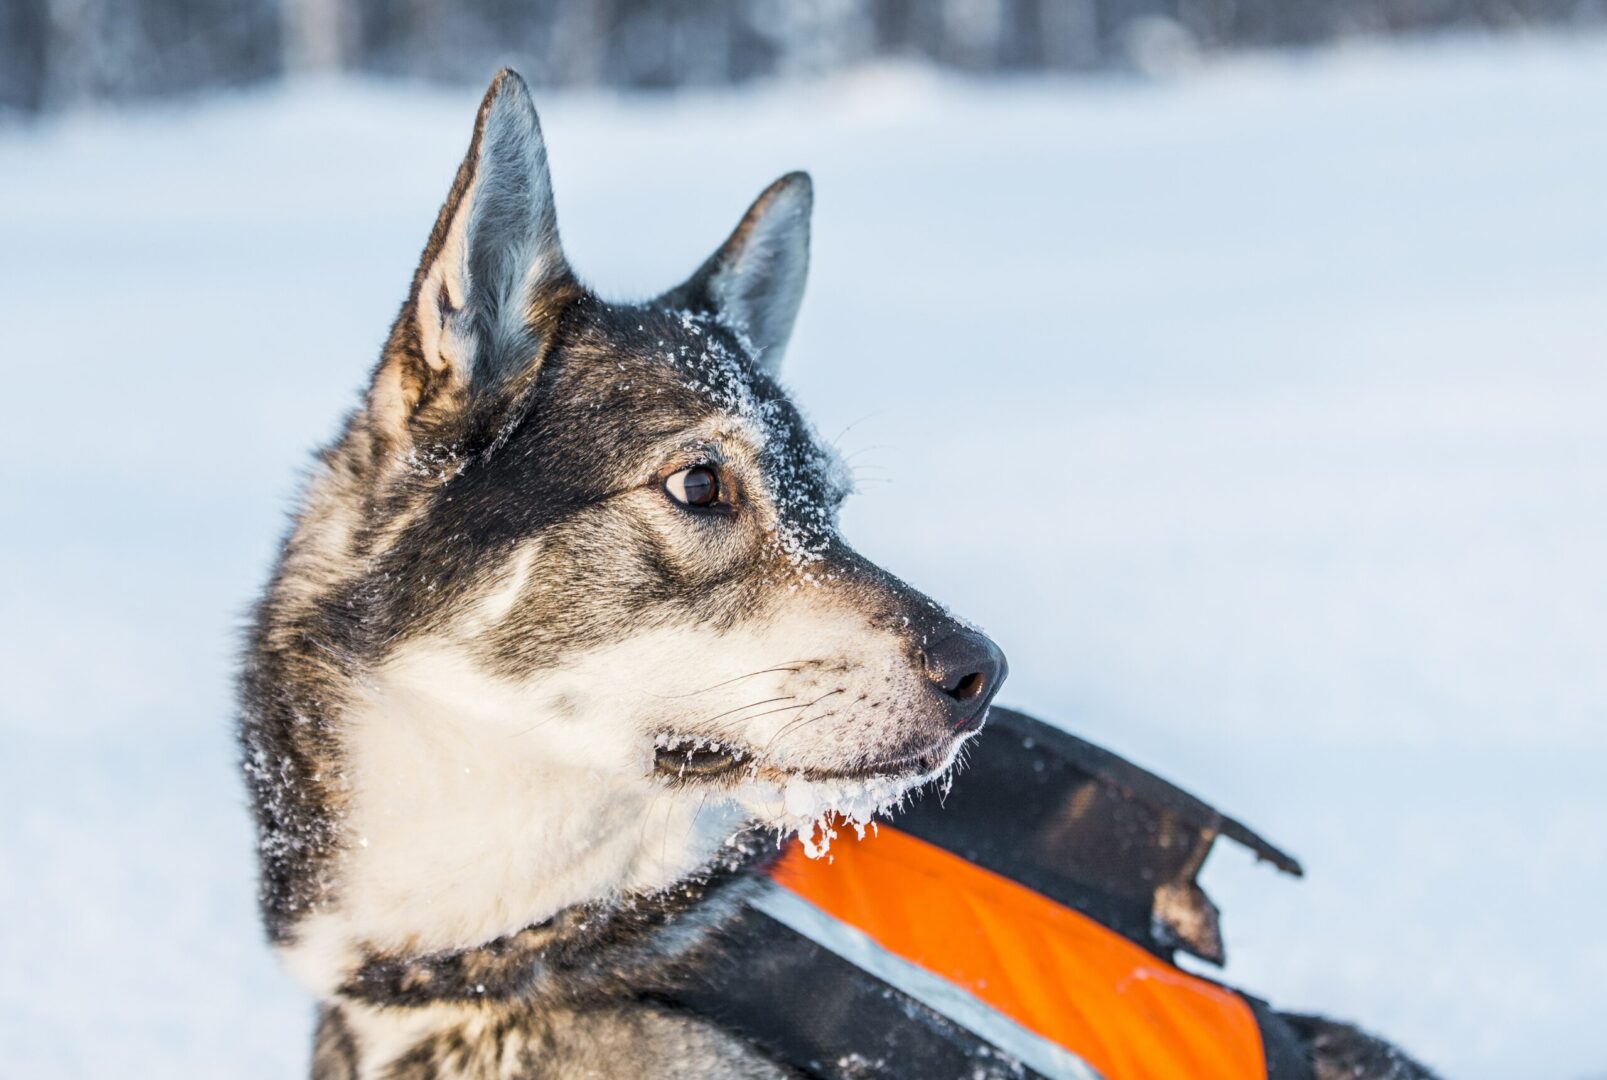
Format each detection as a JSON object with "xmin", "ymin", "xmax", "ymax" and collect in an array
[
  {"xmin": 663, "ymin": 172, "xmax": 812, "ymax": 375},
  {"xmin": 372, "ymin": 69, "xmax": 571, "ymax": 437}
]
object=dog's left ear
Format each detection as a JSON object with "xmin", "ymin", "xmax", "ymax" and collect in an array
[{"xmin": 662, "ymin": 172, "xmax": 812, "ymax": 374}]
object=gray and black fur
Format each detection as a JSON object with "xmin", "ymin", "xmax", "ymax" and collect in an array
[{"xmin": 241, "ymin": 69, "xmax": 1003, "ymax": 1078}]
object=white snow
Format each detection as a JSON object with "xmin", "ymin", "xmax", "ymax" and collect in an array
[{"xmin": 4, "ymin": 33, "xmax": 1607, "ymax": 1078}]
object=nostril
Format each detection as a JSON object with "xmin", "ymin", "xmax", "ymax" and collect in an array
[
  {"xmin": 947, "ymin": 671, "xmax": 987, "ymax": 702},
  {"xmin": 922, "ymin": 630, "xmax": 1006, "ymax": 718}
]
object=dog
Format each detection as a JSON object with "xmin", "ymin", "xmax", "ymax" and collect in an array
[
  {"xmin": 240, "ymin": 68, "xmax": 1005, "ymax": 1078},
  {"xmin": 241, "ymin": 69, "xmax": 1437, "ymax": 1080}
]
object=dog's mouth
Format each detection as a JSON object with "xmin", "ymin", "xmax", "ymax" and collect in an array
[
  {"xmin": 653, "ymin": 742, "xmax": 751, "ymax": 780},
  {"xmin": 651, "ymin": 736, "xmax": 957, "ymax": 786},
  {"xmin": 653, "ymin": 728, "xmax": 978, "ymax": 860}
]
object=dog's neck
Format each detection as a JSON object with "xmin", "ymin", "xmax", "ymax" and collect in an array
[
  {"xmin": 278, "ymin": 645, "xmax": 753, "ymax": 1000},
  {"xmin": 333, "ymin": 846, "xmax": 767, "ymax": 1007}
]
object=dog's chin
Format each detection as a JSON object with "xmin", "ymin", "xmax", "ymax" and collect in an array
[{"xmin": 651, "ymin": 726, "xmax": 977, "ymax": 859}]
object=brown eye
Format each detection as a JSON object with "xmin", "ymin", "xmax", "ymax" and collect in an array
[{"xmin": 666, "ymin": 465, "xmax": 721, "ymax": 508}]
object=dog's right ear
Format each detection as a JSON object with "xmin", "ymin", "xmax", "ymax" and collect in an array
[
  {"xmin": 660, "ymin": 172, "xmax": 812, "ymax": 376},
  {"xmin": 369, "ymin": 69, "xmax": 571, "ymax": 443}
]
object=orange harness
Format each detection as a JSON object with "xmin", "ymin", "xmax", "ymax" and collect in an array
[{"xmin": 772, "ymin": 825, "xmax": 1267, "ymax": 1080}]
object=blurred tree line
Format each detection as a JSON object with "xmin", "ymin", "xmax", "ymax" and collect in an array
[{"xmin": 2, "ymin": 0, "xmax": 1600, "ymax": 112}]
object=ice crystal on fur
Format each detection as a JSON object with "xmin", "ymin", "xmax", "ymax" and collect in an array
[
  {"xmin": 737, "ymin": 768, "xmax": 939, "ymax": 859},
  {"xmin": 667, "ymin": 308, "xmax": 844, "ymax": 575}
]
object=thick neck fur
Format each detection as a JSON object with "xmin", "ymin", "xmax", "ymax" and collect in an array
[{"xmin": 275, "ymin": 639, "xmax": 756, "ymax": 1000}]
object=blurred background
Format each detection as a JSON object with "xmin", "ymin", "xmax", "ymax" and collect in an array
[
  {"xmin": 2, "ymin": 2, "xmax": 1605, "ymax": 1079},
  {"xmin": 4, "ymin": 0, "xmax": 1607, "ymax": 108}
]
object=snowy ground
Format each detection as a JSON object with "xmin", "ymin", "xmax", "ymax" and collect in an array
[{"xmin": 4, "ymin": 33, "xmax": 1606, "ymax": 1079}]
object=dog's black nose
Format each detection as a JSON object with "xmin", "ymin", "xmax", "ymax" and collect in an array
[{"xmin": 923, "ymin": 630, "xmax": 1007, "ymax": 732}]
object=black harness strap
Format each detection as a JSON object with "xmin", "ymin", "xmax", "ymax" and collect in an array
[{"xmin": 665, "ymin": 904, "xmax": 1051, "ymax": 1080}]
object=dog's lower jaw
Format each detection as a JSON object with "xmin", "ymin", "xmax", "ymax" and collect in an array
[{"xmin": 731, "ymin": 728, "xmax": 975, "ymax": 855}]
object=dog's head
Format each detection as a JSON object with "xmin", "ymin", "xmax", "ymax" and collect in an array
[{"xmin": 250, "ymin": 71, "xmax": 1004, "ymax": 977}]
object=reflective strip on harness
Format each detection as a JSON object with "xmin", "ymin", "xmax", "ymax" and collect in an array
[
  {"xmin": 750, "ymin": 883, "xmax": 1103, "ymax": 1080},
  {"xmin": 770, "ymin": 825, "xmax": 1268, "ymax": 1080}
]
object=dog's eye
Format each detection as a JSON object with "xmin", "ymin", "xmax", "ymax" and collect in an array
[{"xmin": 665, "ymin": 465, "xmax": 721, "ymax": 509}]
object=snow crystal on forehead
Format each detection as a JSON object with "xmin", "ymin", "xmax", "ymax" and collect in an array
[{"xmin": 666, "ymin": 309, "xmax": 845, "ymax": 574}]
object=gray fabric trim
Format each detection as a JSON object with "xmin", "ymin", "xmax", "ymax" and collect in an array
[{"xmin": 749, "ymin": 883, "xmax": 1106, "ymax": 1080}]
